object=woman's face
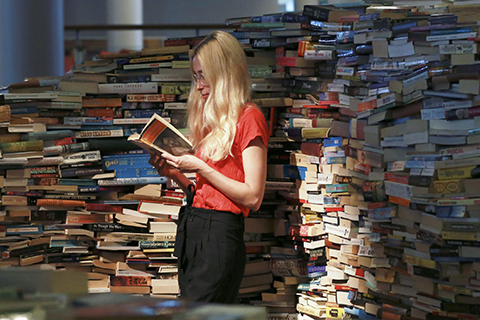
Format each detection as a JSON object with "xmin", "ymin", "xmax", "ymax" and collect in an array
[{"xmin": 192, "ymin": 57, "xmax": 210, "ymax": 101}]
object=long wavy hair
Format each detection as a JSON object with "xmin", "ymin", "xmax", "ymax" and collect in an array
[{"xmin": 187, "ymin": 30, "xmax": 251, "ymax": 161}]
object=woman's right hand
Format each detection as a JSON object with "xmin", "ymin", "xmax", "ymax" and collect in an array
[{"xmin": 148, "ymin": 152, "xmax": 179, "ymax": 179}]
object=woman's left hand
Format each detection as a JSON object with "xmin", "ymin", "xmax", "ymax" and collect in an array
[{"xmin": 161, "ymin": 151, "xmax": 206, "ymax": 173}]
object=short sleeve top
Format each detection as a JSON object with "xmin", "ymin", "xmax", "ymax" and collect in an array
[{"xmin": 192, "ymin": 105, "xmax": 269, "ymax": 217}]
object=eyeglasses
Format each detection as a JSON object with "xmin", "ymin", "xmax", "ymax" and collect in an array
[{"xmin": 192, "ymin": 72, "xmax": 208, "ymax": 86}]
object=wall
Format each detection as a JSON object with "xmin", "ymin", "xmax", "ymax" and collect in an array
[{"xmin": 64, "ymin": 0, "xmax": 281, "ymax": 40}]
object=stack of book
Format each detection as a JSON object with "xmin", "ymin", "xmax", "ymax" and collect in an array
[
  {"xmin": 329, "ymin": 3, "xmax": 480, "ymax": 320},
  {"xmin": 231, "ymin": 2, "xmax": 480, "ymax": 320},
  {"xmin": 0, "ymin": 41, "xmax": 201, "ymax": 296}
]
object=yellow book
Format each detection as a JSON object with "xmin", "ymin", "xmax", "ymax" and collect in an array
[
  {"xmin": 403, "ymin": 254, "xmax": 436, "ymax": 270},
  {"xmin": 301, "ymin": 127, "xmax": 330, "ymax": 139},
  {"xmin": 437, "ymin": 165, "xmax": 477, "ymax": 181},
  {"xmin": 441, "ymin": 230, "xmax": 478, "ymax": 241},
  {"xmin": 171, "ymin": 60, "xmax": 190, "ymax": 69}
]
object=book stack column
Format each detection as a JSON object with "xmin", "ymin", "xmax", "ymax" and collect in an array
[
  {"xmin": 227, "ymin": 13, "xmax": 314, "ymax": 315},
  {"xmin": 0, "ymin": 42, "xmax": 204, "ymax": 297},
  {"xmin": 342, "ymin": 3, "xmax": 480, "ymax": 320}
]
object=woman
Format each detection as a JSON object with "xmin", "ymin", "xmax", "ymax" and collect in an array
[{"xmin": 149, "ymin": 30, "xmax": 269, "ymax": 303}]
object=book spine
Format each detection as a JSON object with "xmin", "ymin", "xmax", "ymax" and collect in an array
[
  {"xmin": 102, "ymin": 158, "xmax": 151, "ymax": 171},
  {"xmin": 66, "ymin": 214, "xmax": 111, "ymax": 224},
  {"xmin": 426, "ymin": 32, "xmax": 477, "ymax": 42},
  {"xmin": 115, "ymin": 167, "xmax": 160, "ymax": 178},
  {"xmin": 23, "ymin": 130, "xmax": 75, "ymax": 141},
  {"xmin": 2, "ymin": 243, "xmax": 49, "ymax": 259},
  {"xmin": 5, "ymin": 225, "xmax": 43, "ymax": 236},
  {"xmin": 1, "ymin": 140, "xmax": 44, "ymax": 153},
  {"xmin": 97, "ymin": 177, "xmax": 167, "ymax": 186},
  {"xmin": 86, "ymin": 203, "xmax": 122, "ymax": 213},
  {"xmin": 122, "ymin": 62, "xmax": 172, "ymax": 70},
  {"xmin": 139, "ymin": 241, "xmax": 175, "ymax": 249},
  {"xmin": 64, "ymin": 117, "xmax": 114, "ymax": 126},
  {"xmin": 110, "ymin": 276, "xmax": 151, "ymax": 286},
  {"xmin": 82, "ymin": 98, "xmax": 123, "ymax": 108},
  {"xmin": 75, "ymin": 129, "xmax": 124, "ymax": 139},
  {"xmin": 60, "ymin": 167, "xmax": 103, "ymax": 177},
  {"xmin": 126, "ymin": 94, "xmax": 176, "ymax": 102},
  {"xmin": 445, "ymin": 107, "xmax": 480, "ymax": 120},
  {"xmin": 85, "ymin": 223, "xmax": 148, "ymax": 233},
  {"xmin": 84, "ymin": 108, "xmax": 116, "ymax": 117},
  {"xmin": 303, "ymin": 5, "xmax": 329, "ymax": 21},
  {"xmin": 43, "ymin": 142, "xmax": 90, "ymax": 155},
  {"xmin": 36, "ymin": 199, "xmax": 85, "ymax": 207},
  {"xmin": 63, "ymin": 151, "xmax": 101, "ymax": 164},
  {"xmin": 97, "ymin": 82, "xmax": 158, "ymax": 94},
  {"xmin": 124, "ymin": 109, "xmax": 162, "ymax": 118}
]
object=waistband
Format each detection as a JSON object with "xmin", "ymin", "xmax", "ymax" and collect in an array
[{"xmin": 187, "ymin": 206, "xmax": 244, "ymax": 223}]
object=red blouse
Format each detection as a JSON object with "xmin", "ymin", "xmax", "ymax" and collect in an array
[{"xmin": 192, "ymin": 106, "xmax": 269, "ymax": 217}]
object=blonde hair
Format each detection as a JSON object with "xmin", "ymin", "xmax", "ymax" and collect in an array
[{"xmin": 187, "ymin": 30, "xmax": 252, "ymax": 162}]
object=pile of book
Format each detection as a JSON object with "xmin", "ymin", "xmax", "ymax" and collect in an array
[
  {"xmin": 0, "ymin": 43, "xmax": 204, "ymax": 297},
  {"xmin": 229, "ymin": 2, "xmax": 480, "ymax": 320}
]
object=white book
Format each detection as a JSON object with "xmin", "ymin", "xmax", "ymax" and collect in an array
[
  {"xmin": 97, "ymin": 82, "xmax": 158, "ymax": 94},
  {"xmin": 97, "ymin": 177, "xmax": 167, "ymax": 186},
  {"xmin": 63, "ymin": 151, "xmax": 101, "ymax": 164},
  {"xmin": 151, "ymin": 69, "xmax": 191, "ymax": 82},
  {"xmin": 1, "ymin": 92, "xmax": 58, "ymax": 100},
  {"xmin": 426, "ymin": 31, "xmax": 477, "ymax": 42}
]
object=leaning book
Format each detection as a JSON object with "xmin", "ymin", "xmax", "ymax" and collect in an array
[{"xmin": 128, "ymin": 113, "xmax": 192, "ymax": 156}]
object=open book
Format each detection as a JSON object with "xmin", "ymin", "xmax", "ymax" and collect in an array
[{"xmin": 128, "ymin": 114, "xmax": 193, "ymax": 156}]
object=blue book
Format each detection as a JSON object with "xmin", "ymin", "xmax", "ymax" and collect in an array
[
  {"xmin": 10, "ymin": 106, "xmax": 38, "ymax": 114},
  {"xmin": 102, "ymin": 157, "xmax": 152, "ymax": 171},
  {"xmin": 324, "ymin": 137, "xmax": 342, "ymax": 147},
  {"xmin": 307, "ymin": 265, "xmax": 326, "ymax": 274},
  {"xmin": 327, "ymin": 156, "xmax": 346, "ymax": 164},
  {"xmin": 430, "ymin": 27, "xmax": 474, "ymax": 36},
  {"xmin": 124, "ymin": 109, "xmax": 163, "ymax": 119},
  {"xmin": 251, "ymin": 14, "xmax": 282, "ymax": 23},
  {"xmin": 115, "ymin": 167, "xmax": 161, "ymax": 178},
  {"xmin": 81, "ymin": 125, "xmax": 122, "ymax": 131}
]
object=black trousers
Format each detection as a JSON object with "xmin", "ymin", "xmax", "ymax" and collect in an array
[{"xmin": 174, "ymin": 205, "xmax": 246, "ymax": 303}]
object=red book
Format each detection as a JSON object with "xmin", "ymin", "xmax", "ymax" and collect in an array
[
  {"xmin": 384, "ymin": 172, "xmax": 409, "ymax": 185},
  {"xmin": 86, "ymin": 108, "xmax": 115, "ymax": 117},
  {"xmin": 324, "ymin": 206, "xmax": 343, "ymax": 212},
  {"xmin": 110, "ymin": 276, "xmax": 151, "ymax": 287},
  {"xmin": 36, "ymin": 199, "xmax": 86, "ymax": 207},
  {"xmin": 86, "ymin": 203, "xmax": 123, "ymax": 213},
  {"xmin": 162, "ymin": 190, "xmax": 185, "ymax": 198},
  {"xmin": 334, "ymin": 285, "xmax": 355, "ymax": 291},
  {"xmin": 301, "ymin": 142, "xmax": 322, "ymax": 157},
  {"xmin": 55, "ymin": 137, "xmax": 76, "ymax": 146}
]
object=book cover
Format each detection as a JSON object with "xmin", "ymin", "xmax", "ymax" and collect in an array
[{"xmin": 128, "ymin": 113, "xmax": 192, "ymax": 156}]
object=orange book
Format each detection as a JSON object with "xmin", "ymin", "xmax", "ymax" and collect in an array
[
  {"xmin": 388, "ymin": 195, "xmax": 410, "ymax": 207},
  {"xmin": 66, "ymin": 214, "xmax": 112, "ymax": 224},
  {"xmin": 82, "ymin": 98, "xmax": 122, "ymax": 108},
  {"xmin": 36, "ymin": 199, "xmax": 86, "ymax": 207},
  {"xmin": 384, "ymin": 172, "xmax": 409, "ymax": 185},
  {"xmin": 357, "ymin": 99, "xmax": 377, "ymax": 112}
]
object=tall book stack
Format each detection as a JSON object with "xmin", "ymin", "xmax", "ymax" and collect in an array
[
  {"xmin": 0, "ymin": 42, "xmax": 201, "ymax": 296},
  {"xmin": 338, "ymin": 3, "xmax": 480, "ymax": 320}
]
